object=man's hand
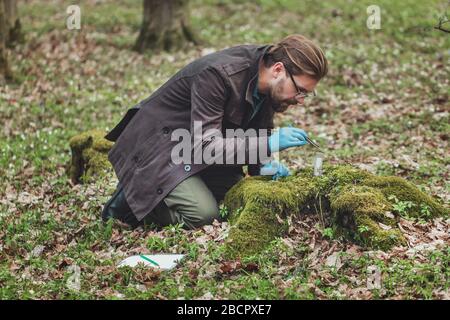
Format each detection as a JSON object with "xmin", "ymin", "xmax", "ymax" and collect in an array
[
  {"xmin": 260, "ymin": 161, "xmax": 290, "ymax": 180},
  {"xmin": 268, "ymin": 127, "xmax": 308, "ymax": 153}
]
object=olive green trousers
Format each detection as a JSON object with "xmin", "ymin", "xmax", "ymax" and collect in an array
[{"xmin": 103, "ymin": 166, "xmax": 244, "ymax": 230}]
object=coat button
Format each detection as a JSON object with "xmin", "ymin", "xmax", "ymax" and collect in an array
[
  {"xmin": 132, "ymin": 155, "xmax": 139, "ymax": 163},
  {"xmin": 157, "ymin": 188, "xmax": 163, "ymax": 194},
  {"xmin": 184, "ymin": 165, "xmax": 191, "ymax": 172},
  {"xmin": 162, "ymin": 127, "xmax": 170, "ymax": 134}
]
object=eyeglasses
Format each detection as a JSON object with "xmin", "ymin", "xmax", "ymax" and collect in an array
[{"xmin": 286, "ymin": 68, "xmax": 317, "ymax": 100}]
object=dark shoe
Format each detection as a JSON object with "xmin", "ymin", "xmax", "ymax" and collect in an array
[
  {"xmin": 101, "ymin": 184, "xmax": 122, "ymax": 221},
  {"xmin": 102, "ymin": 184, "xmax": 140, "ymax": 228}
]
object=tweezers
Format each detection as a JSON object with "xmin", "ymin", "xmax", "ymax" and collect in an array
[{"xmin": 305, "ymin": 136, "xmax": 322, "ymax": 151}]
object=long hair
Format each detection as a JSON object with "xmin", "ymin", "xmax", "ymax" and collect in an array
[{"xmin": 263, "ymin": 34, "xmax": 328, "ymax": 80}]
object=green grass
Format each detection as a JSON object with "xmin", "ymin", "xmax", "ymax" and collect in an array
[{"xmin": 0, "ymin": 0, "xmax": 449, "ymax": 299}]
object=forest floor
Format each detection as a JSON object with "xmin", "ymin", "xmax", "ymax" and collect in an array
[{"xmin": 0, "ymin": 0, "xmax": 449, "ymax": 299}]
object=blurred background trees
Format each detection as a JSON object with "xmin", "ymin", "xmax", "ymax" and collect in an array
[
  {"xmin": 0, "ymin": 0, "xmax": 22, "ymax": 83},
  {"xmin": 134, "ymin": 0, "xmax": 200, "ymax": 53}
]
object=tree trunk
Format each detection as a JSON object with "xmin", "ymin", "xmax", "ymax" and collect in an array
[
  {"xmin": 4, "ymin": 0, "xmax": 22, "ymax": 46},
  {"xmin": 0, "ymin": 0, "xmax": 11, "ymax": 83},
  {"xmin": 134, "ymin": 0, "xmax": 200, "ymax": 53}
]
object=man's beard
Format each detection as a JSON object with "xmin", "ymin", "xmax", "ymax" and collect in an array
[
  {"xmin": 270, "ymin": 97, "xmax": 298, "ymax": 113},
  {"xmin": 269, "ymin": 81, "xmax": 297, "ymax": 113}
]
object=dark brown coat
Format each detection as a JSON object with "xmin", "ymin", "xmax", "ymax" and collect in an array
[{"xmin": 106, "ymin": 45, "xmax": 275, "ymax": 221}]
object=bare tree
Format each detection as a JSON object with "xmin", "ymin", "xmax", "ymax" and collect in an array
[
  {"xmin": 0, "ymin": 0, "xmax": 11, "ymax": 83},
  {"xmin": 134, "ymin": 0, "xmax": 200, "ymax": 53},
  {"xmin": 0, "ymin": 0, "xmax": 22, "ymax": 83},
  {"xmin": 4, "ymin": 0, "xmax": 22, "ymax": 45}
]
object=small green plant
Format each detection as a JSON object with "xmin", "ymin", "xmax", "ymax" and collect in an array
[
  {"xmin": 219, "ymin": 204, "xmax": 229, "ymax": 219},
  {"xmin": 388, "ymin": 195, "xmax": 416, "ymax": 217},
  {"xmin": 146, "ymin": 236, "xmax": 167, "ymax": 251},
  {"xmin": 321, "ymin": 227, "xmax": 335, "ymax": 239},
  {"xmin": 419, "ymin": 203, "xmax": 432, "ymax": 219},
  {"xmin": 358, "ymin": 225, "xmax": 370, "ymax": 234},
  {"xmin": 375, "ymin": 161, "xmax": 397, "ymax": 176},
  {"xmin": 102, "ymin": 218, "xmax": 114, "ymax": 240}
]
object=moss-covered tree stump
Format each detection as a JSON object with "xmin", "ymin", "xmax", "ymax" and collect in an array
[
  {"xmin": 223, "ymin": 165, "xmax": 449, "ymax": 258},
  {"xmin": 68, "ymin": 130, "xmax": 113, "ymax": 184}
]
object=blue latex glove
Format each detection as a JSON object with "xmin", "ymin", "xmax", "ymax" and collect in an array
[
  {"xmin": 260, "ymin": 161, "xmax": 290, "ymax": 180},
  {"xmin": 268, "ymin": 126, "xmax": 308, "ymax": 153}
]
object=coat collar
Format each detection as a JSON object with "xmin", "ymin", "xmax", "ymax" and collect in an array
[
  {"xmin": 245, "ymin": 45, "xmax": 272, "ymax": 107},
  {"xmin": 226, "ymin": 45, "xmax": 273, "ymax": 127}
]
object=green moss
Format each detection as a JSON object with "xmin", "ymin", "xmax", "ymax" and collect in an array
[
  {"xmin": 222, "ymin": 174, "xmax": 318, "ymax": 258},
  {"xmin": 331, "ymin": 185, "xmax": 407, "ymax": 251},
  {"xmin": 223, "ymin": 165, "xmax": 448, "ymax": 258},
  {"xmin": 224, "ymin": 201, "xmax": 288, "ymax": 259},
  {"xmin": 353, "ymin": 215, "xmax": 405, "ymax": 251},
  {"xmin": 363, "ymin": 176, "xmax": 447, "ymax": 219},
  {"xmin": 68, "ymin": 130, "xmax": 113, "ymax": 183}
]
